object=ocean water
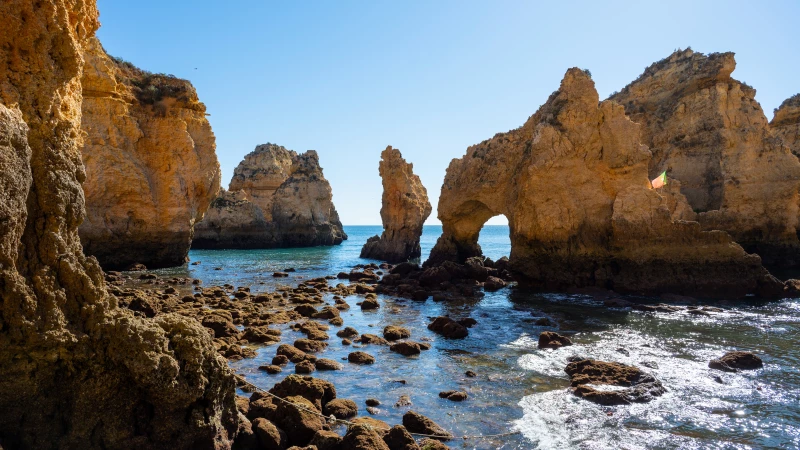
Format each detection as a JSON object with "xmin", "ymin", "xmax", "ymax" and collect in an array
[{"xmin": 144, "ymin": 225, "xmax": 800, "ymax": 449}]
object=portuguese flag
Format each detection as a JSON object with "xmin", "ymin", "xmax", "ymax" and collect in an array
[{"xmin": 651, "ymin": 171, "xmax": 667, "ymax": 189}]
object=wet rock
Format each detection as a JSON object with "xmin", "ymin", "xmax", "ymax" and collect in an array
[
  {"xmin": 309, "ymin": 429, "xmax": 343, "ymax": 450},
  {"xmin": 366, "ymin": 398, "xmax": 381, "ymax": 407},
  {"xmin": 242, "ymin": 326, "xmax": 282, "ymax": 344},
  {"xmin": 411, "ymin": 291, "xmax": 430, "ymax": 301},
  {"xmin": 367, "ymin": 406, "xmax": 381, "ymax": 415},
  {"xmin": 269, "ymin": 375, "xmax": 337, "ymax": 411},
  {"xmin": 438, "ymin": 390, "xmax": 467, "ymax": 401},
  {"xmin": 361, "ymin": 297, "xmax": 381, "ymax": 310},
  {"xmin": 201, "ymin": 313, "xmax": 239, "ymax": 338},
  {"xmin": 383, "ymin": 425, "xmax": 420, "ymax": 450},
  {"xmin": 709, "ymin": 351, "xmax": 764, "ymax": 372},
  {"xmin": 457, "ymin": 317, "xmax": 477, "ymax": 328},
  {"xmin": 390, "ymin": 341, "xmax": 422, "ymax": 356},
  {"xmin": 348, "ymin": 352, "xmax": 376, "ymax": 365},
  {"xmin": 260, "ymin": 365, "xmax": 283, "ymax": 374},
  {"xmin": 337, "ymin": 326, "xmax": 360, "ymax": 338},
  {"xmin": 419, "ymin": 438, "xmax": 450, "ymax": 449},
  {"xmin": 295, "ymin": 338, "xmax": 328, "ymax": 353},
  {"xmin": 272, "ymin": 395, "xmax": 326, "ymax": 446},
  {"xmin": 323, "ymin": 398, "xmax": 358, "ymax": 419},
  {"xmin": 360, "ymin": 334, "xmax": 389, "ymax": 345},
  {"xmin": 295, "ymin": 304, "xmax": 319, "ymax": 318},
  {"xmin": 351, "ymin": 417, "xmax": 391, "ymax": 435},
  {"xmin": 384, "ymin": 326, "xmax": 411, "ymax": 341},
  {"xmin": 565, "ymin": 359, "xmax": 666, "ymax": 405},
  {"xmin": 427, "ymin": 317, "xmax": 468, "ymax": 339},
  {"xmin": 394, "ymin": 395, "xmax": 412, "ymax": 407},
  {"xmin": 465, "ymin": 370, "xmax": 477, "ymax": 378},
  {"xmin": 402, "ymin": 411, "xmax": 453, "ymax": 440},
  {"xmin": 342, "ymin": 339, "xmax": 353, "ymax": 345},
  {"xmin": 340, "ymin": 424, "xmax": 391, "ymax": 450},
  {"xmin": 295, "ymin": 360, "xmax": 316, "ymax": 374},
  {"xmin": 273, "ymin": 354, "xmax": 290, "ymax": 366},
  {"xmin": 484, "ymin": 276, "xmax": 507, "ymax": 291},
  {"xmin": 274, "ymin": 272, "xmax": 290, "ymax": 277},
  {"xmin": 641, "ymin": 361, "xmax": 659, "ymax": 370},
  {"xmin": 252, "ymin": 417, "xmax": 288, "ymax": 450},
  {"xmin": 315, "ymin": 358, "xmax": 343, "ymax": 371},
  {"xmin": 616, "ymin": 347, "xmax": 630, "ymax": 357},
  {"xmin": 278, "ymin": 344, "xmax": 310, "ymax": 363}
]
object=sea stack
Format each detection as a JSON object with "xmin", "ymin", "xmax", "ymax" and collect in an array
[
  {"xmin": 361, "ymin": 146, "xmax": 432, "ymax": 262},
  {"xmin": 772, "ymin": 94, "xmax": 800, "ymax": 155},
  {"xmin": 79, "ymin": 37, "xmax": 221, "ymax": 270},
  {"xmin": 610, "ymin": 49, "xmax": 800, "ymax": 270},
  {"xmin": 427, "ymin": 67, "xmax": 784, "ymax": 298},
  {"xmin": 193, "ymin": 143, "xmax": 346, "ymax": 248},
  {"xmin": 0, "ymin": 2, "xmax": 237, "ymax": 448}
]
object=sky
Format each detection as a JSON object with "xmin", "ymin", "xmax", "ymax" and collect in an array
[{"xmin": 96, "ymin": 0, "xmax": 800, "ymax": 225}]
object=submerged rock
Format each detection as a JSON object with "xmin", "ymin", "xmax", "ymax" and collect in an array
[
  {"xmin": 611, "ymin": 50, "xmax": 800, "ymax": 270},
  {"xmin": 426, "ymin": 66, "xmax": 784, "ymax": 298},
  {"xmin": 194, "ymin": 143, "xmax": 347, "ymax": 249},
  {"xmin": 709, "ymin": 351, "xmax": 764, "ymax": 372},
  {"xmin": 0, "ymin": 3, "xmax": 237, "ymax": 448},
  {"xmin": 565, "ymin": 359, "xmax": 666, "ymax": 405},
  {"xmin": 79, "ymin": 37, "xmax": 221, "ymax": 270},
  {"xmin": 361, "ymin": 146, "xmax": 432, "ymax": 262}
]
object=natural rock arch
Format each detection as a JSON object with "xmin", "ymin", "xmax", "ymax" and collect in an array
[{"xmin": 427, "ymin": 68, "xmax": 782, "ymax": 298}]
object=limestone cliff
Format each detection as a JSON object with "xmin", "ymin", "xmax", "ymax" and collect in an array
[
  {"xmin": 360, "ymin": 146, "xmax": 432, "ymax": 262},
  {"xmin": 427, "ymin": 68, "xmax": 783, "ymax": 298},
  {"xmin": 79, "ymin": 37, "xmax": 221, "ymax": 270},
  {"xmin": 610, "ymin": 50, "xmax": 800, "ymax": 269},
  {"xmin": 0, "ymin": 2, "xmax": 236, "ymax": 448},
  {"xmin": 193, "ymin": 143, "xmax": 346, "ymax": 248},
  {"xmin": 772, "ymin": 94, "xmax": 800, "ymax": 156}
]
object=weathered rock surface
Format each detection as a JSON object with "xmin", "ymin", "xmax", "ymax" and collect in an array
[
  {"xmin": 709, "ymin": 351, "xmax": 764, "ymax": 372},
  {"xmin": 773, "ymin": 94, "xmax": 800, "ymax": 156},
  {"xmin": 610, "ymin": 50, "xmax": 800, "ymax": 269},
  {"xmin": 194, "ymin": 143, "xmax": 347, "ymax": 249},
  {"xmin": 361, "ymin": 146, "xmax": 432, "ymax": 262},
  {"xmin": 0, "ymin": 2, "xmax": 237, "ymax": 448},
  {"xmin": 427, "ymin": 67, "xmax": 784, "ymax": 298},
  {"xmin": 565, "ymin": 359, "xmax": 666, "ymax": 405},
  {"xmin": 79, "ymin": 37, "xmax": 221, "ymax": 270}
]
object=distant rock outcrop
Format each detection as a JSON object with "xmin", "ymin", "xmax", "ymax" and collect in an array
[
  {"xmin": 610, "ymin": 49, "xmax": 800, "ymax": 269},
  {"xmin": 0, "ymin": 2, "xmax": 236, "ymax": 448},
  {"xmin": 427, "ymin": 68, "xmax": 784, "ymax": 298},
  {"xmin": 361, "ymin": 146, "xmax": 431, "ymax": 262},
  {"xmin": 79, "ymin": 37, "xmax": 221, "ymax": 270},
  {"xmin": 772, "ymin": 94, "xmax": 800, "ymax": 156},
  {"xmin": 193, "ymin": 143, "xmax": 346, "ymax": 248}
]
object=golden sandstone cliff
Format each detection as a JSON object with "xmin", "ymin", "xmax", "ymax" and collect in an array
[
  {"xmin": 610, "ymin": 50, "xmax": 800, "ymax": 269},
  {"xmin": 0, "ymin": 2, "xmax": 236, "ymax": 448},
  {"xmin": 427, "ymin": 68, "xmax": 784, "ymax": 298},
  {"xmin": 361, "ymin": 146, "xmax": 432, "ymax": 262},
  {"xmin": 772, "ymin": 94, "xmax": 800, "ymax": 156},
  {"xmin": 193, "ymin": 143, "xmax": 346, "ymax": 249},
  {"xmin": 79, "ymin": 37, "xmax": 221, "ymax": 270}
]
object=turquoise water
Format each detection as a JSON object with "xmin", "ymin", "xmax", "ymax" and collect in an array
[{"xmin": 144, "ymin": 226, "xmax": 800, "ymax": 449}]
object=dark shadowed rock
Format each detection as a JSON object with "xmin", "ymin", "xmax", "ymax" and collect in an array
[
  {"xmin": 427, "ymin": 317, "xmax": 468, "ymax": 339},
  {"xmin": 709, "ymin": 351, "xmax": 764, "ymax": 372}
]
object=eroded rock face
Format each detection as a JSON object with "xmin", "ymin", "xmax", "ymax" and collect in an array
[
  {"xmin": 79, "ymin": 37, "xmax": 221, "ymax": 270},
  {"xmin": 361, "ymin": 146, "xmax": 432, "ymax": 262},
  {"xmin": 0, "ymin": 2, "xmax": 237, "ymax": 448},
  {"xmin": 772, "ymin": 94, "xmax": 800, "ymax": 156},
  {"xmin": 194, "ymin": 143, "xmax": 346, "ymax": 249},
  {"xmin": 428, "ymin": 67, "xmax": 783, "ymax": 298},
  {"xmin": 610, "ymin": 50, "xmax": 800, "ymax": 269}
]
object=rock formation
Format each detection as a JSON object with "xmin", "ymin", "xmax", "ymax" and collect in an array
[
  {"xmin": 193, "ymin": 143, "xmax": 346, "ymax": 248},
  {"xmin": 610, "ymin": 50, "xmax": 800, "ymax": 269},
  {"xmin": 78, "ymin": 37, "xmax": 221, "ymax": 270},
  {"xmin": 427, "ymin": 67, "xmax": 784, "ymax": 298},
  {"xmin": 0, "ymin": 2, "xmax": 237, "ymax": 448},
  {"xmin": 360, "ymin": 146, "xmax": 432, "ymax": 262},
  {"xmin": 772, "ymin": 94, "xmax": 800, "ymax": 155}
]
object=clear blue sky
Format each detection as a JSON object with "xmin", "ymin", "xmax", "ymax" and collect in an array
[{"xmin": 96, "ymin": 0, "xmax": 799, "ymax": 225}]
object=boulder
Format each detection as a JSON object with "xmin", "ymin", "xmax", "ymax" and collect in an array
[
  {"xmin": 383, "ymin": 425, "xmax": 420, "ymax": 450},
  {"xmin": 709, "ymin": 351, "xmax": 764, "ymax": 372},
  {"xmin": 322, "ymin": 398, "xmax": 358, "ymax": 419},
  {"xmin": 340, "ymin": 424, "xmax": 391, "ymax": 450},
  {"xmin": 252, "ymin": 417, "xmax": 288, "ymax": 450},
  {"xmin": 268, "ymin": 375, "xmax": 337, "ymax": 411},
  {"xmin": 538, "ymin": 331, "xmax": 573, "ymax": 349},
  {"xmin": 390, "ymin": 341, "xmax": 423, "ymax": 356},
  {"xmin": 565, "ymin": 359, "xmax": 666, "ymax": 405},
  {"xmin": 348, "ymin": 352, "xmax": 376, "ymax": 365},
  {"xmin": 402, "ymin": 411, "xmax": 453, "ymax": 440},
  {"xmin": 427, "ymin": 317, "xmax": 468, "ymax": 339}
]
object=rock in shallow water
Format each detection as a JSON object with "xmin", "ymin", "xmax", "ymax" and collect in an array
[
  {"xmin": 709, "ymin": 351, "xmax": 764, "ymax": 372},
  {"xmin": 427, "ymin": 316, "xmax": 468, "ymax": 339},
  {"xmin": 538, "ymin": 331, "xmax": 573, "ymax": 349},
  {"xmin": 402, "ymin": 411, "xmax": 453, "ymax": 440},
  {"xmin": 565, "ymin": 359, "xmax": 666, "ymax": 406}
]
